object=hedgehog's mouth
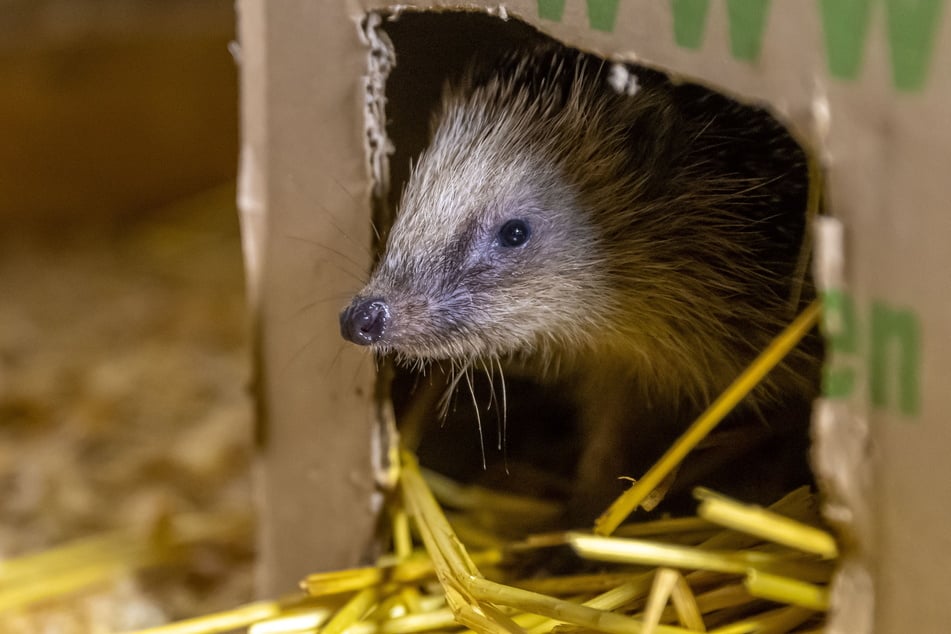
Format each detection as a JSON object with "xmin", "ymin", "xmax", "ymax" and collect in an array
[{"xmin": 374, "ymin": 331, "xmax": 500, "ymax": 365}]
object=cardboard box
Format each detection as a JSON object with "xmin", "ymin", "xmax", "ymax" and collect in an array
[{"xmin": 237, "ymin": 1, "xmax": 950, "ymax": 630}]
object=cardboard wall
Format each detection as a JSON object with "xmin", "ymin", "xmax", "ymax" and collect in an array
[
  {"xmin": 239, "ymin": 1, "xmax": 951, "ymax": 630},
  {"xmin": 238, "ymin": 0, "xmax": 379, "ymax": 592}
]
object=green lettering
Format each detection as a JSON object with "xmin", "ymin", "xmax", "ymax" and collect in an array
[
  {"xmin": 671, "ymin": 0, "xmax": 711, "ymax": 48},
  {"xmin": 884, "ymin": 0, "xmax": 944, "ymax": 91},
  {"xmin": 869, "ymin": 301, "xmax": 921, "ymax": 417},
  {"xmin": 538, "ymin": 0, "xmax": 566, "ymax": 22},
  {"xmin": 821, "ymin": 290, "xmax": 859, "ymax": 399},
  {"xmin": 819, "ymin": 0, "xmax": 942, "ymax": 91},
  {"xmin": 545, "ymin": 0, "xmax": 943, "ymax": 91},
  {"xmin": 538, "ymin": 0, "xmax": 621, "ymax": 31},
  {"xmin": 671, "ymin": 0, "xmax": 771, "ymax": 61},
  {"xmin": 726, "ymin": 0, "xmax": 772, "ymax": 60},
  {"xmin": 819, "ymin": 0, "xmax": 874, "ymax": 81},
  {"xmin": 587, "ymin": 0, "xmax": 622, "ymax": 31}
]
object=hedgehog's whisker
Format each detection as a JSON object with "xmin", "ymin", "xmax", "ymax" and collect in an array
[
  {"xmin": 439, "ymin": 360, "xmax": 466, "ymax": 421},
  {"xmin": 495, "ymin": 356, "xmax": 509, "ymax": 473},
  {"xmin": 463, "ymin": 364, "xmax": 487, "ymax": 470},
  {"xmin": 479, "ymin": 359, "xmax": 502, "ymax": 449}
]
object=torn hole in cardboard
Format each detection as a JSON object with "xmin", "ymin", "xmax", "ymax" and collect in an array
[{"xmin": 357, "ymin": 7, "xmax": 833, "ymax": 543}]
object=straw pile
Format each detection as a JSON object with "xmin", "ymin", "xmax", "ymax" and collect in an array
[{"xmin": 99, "ymin": 300, "xmax": 832, "ymax": 634}]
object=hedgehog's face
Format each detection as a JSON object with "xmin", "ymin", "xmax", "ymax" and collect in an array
[{"xmin": 339, "ymin": 156, "xmax": 606, "ymax": 364}]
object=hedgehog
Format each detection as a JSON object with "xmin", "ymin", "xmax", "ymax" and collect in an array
[{"xmin": 340, "ymin": 44, "xmax": 820, "ymax": 515}]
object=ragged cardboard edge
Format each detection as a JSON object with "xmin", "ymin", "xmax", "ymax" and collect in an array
[
  {"xmin": 357, "ymin": 1, "xmax": 520, "ymax": 495},
  {"xmin": 360, "ymin": 12, "xmax": 396, "ymax": 199},
  {"xmin": 381, "ymin": 2, "xmax": 513, "ymax": 18},
  {"xmin": 813, "ymin": 215, "xmax": 874, "ymax": 634},
  {"xmin": 359, "ymin": 12, "xmax": 401, "ymax": 494}
]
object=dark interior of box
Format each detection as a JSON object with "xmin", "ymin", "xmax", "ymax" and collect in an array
[{"xmin": 375, "ymin": 10, "xmax": 817, "ymax": 528}]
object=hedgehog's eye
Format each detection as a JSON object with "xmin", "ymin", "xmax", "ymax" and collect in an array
[{"xmin": 498, "ymin": 219, "xmax": 531, "ymax": 248}]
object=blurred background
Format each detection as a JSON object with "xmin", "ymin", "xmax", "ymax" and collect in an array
[{"xmin": 0, "ymin": 1, "xmax": 254, "ymax": 630}]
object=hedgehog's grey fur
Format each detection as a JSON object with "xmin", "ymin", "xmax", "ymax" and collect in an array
[{"xmin": 345, "ymin": 45, "xmax": 819, "ymax": 508}]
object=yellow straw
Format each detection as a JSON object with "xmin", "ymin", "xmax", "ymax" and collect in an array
[
  {"xmin": 121, "ymin": 600, "xmax": 285, "ymax": 634},
  {"xmin": 248, "ymin": 605, "xmax": 333, "ymax": 634},
  {"xmin": 321, "ymin": 587, "xmax": 379, "ymax": 634},
  {"xmin": 595, "ymin": 300, "xmax": 822, "ymax": 535},
  {"xmin": 695, "ymin": 489, "xmax": 838, "ymax": 559},
  {"xmin": 744, "ymin": 570, "xmax": 830, "ymax": 611},
  {"xmin": 706, "ymin": 605, "xmax": 815, "ymax": 634}
]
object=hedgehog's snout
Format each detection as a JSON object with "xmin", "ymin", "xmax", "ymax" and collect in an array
[{"xmin": 340, "ymin": 297, "xmax": 390, "ymax": 346}]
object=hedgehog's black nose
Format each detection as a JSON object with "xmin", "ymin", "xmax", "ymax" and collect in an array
[{"xmin": 340, "ymin": 298, "xmax": 389, "ymax": 345}]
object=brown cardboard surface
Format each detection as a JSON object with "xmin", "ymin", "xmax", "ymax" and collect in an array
[
  {"xmin": 240, "ymin": 0, "xmax": 951, "ymax": 628},
  {"xmin": 238, "ymin": 0, "xmax": 378, "ymax": 593}
]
